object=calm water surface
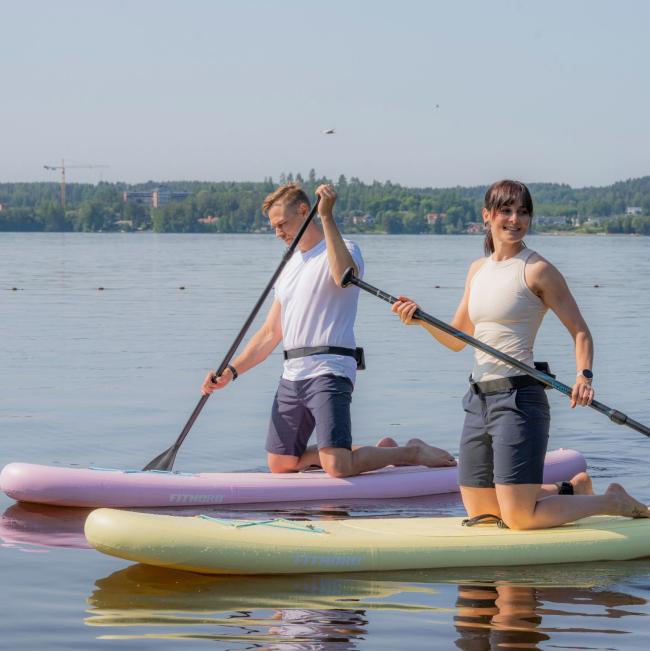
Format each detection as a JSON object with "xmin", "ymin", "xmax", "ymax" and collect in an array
[{"xmin": 2, "ymin": 233, "xmax": 650, "ymax": 649}]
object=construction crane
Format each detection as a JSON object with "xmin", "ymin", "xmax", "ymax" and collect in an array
[{"xmin": 43, "ymin": 158, "xmax": 109, "ymax": 209}]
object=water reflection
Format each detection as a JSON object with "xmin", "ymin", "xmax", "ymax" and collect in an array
[
  {"xmin": 86, "ymin": 564, "xmax": 436, "ymax": 617},
  {"xmin": 454, "ymin": 581, "xmax": 647, "ymax": 650},
  {"xmin": 86, "ymin": 565, "xmax": 425, "ymax": 646},
  {"xmin": 0, "ymin": 491, "xmax": 463, "ymax": 551},
  {"xmin": 455, "ymin": 584, "xmax": 549, "ymax": 649},
  {"xmin": 249, "ymin": 609, "xmax": 367, "ymax": 650},
  {"xmin": 86, "ymin": 562, "xmax": 650, "ymax": 648},
  {"xmin": 0, "ymin": 502, "xmax": 90, "ymax": 550}
]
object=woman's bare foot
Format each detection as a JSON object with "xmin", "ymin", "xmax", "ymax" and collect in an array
[
  {"xmin": 571, "ymin": 471, "xmax": 594, "ymax": 495},
  {"xmin": 376, "ymin": 436, "xmax": 398, "ymax": 448},
  {"xmin": 605, "ymin": 483, "xmax": 650, "ymax": 518},
  {"xmin": 406, "ymin": 438, "xmax": 457, "ymax": 467}
]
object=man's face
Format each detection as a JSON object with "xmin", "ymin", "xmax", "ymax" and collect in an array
[{"xmin": 267, "ymin": 201, "xmax": 307, "ymax": 245}]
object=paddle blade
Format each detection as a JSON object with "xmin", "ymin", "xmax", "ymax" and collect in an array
[{"xmin": 142, "ymin": 445, "xmax": 178, "ymax": 472}]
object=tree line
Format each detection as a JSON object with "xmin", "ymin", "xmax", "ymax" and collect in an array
[{"xmin": 1, "ymin": 172, "xmax": 650, "ymax": 234}]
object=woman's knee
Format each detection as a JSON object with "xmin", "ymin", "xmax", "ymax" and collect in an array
[
  {"xmin": 498, "ymin": 506, "xmax": 537, "ymax": 530},
  {"xmin": 460, "ymin": 486, "xmax": 501, "ymax": 519},
  {"xmin": 496, "ymin": 485, "xmax": 541, "ymax": 529}
]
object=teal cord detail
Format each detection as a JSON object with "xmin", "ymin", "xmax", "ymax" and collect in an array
[
  {"xmin": 198, "ymin": 515, "xmax": 327, "ymax": 534},
  {"xmin": 89, "ymin": 466, "xmax": 195, "ymax": 476}
]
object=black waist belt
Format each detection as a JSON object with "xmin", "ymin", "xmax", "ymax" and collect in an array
[
  {"xmin": 283, "ymin": 346, "xmax": 365, "ymax": 370},
  {"xmin": 469, "ymin": 374, "xmax": 542, "ymax": 396},
  {"xmin": 469, "ymin": 361, "xmax": 554, "ymax": 396}
]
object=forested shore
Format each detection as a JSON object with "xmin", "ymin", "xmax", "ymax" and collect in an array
[{"xmin": 2, "ymin": 172, "xmax": 650, "ymax": 234}]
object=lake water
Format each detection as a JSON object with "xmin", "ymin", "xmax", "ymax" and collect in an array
[{"xmin": 2, "ymin": 232, "xmax": 650, "ymax": 649}]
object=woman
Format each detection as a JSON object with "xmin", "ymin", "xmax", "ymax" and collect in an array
[{"xmin": 392, "ymin": 179, "xmax": 648, "ymax": 529}]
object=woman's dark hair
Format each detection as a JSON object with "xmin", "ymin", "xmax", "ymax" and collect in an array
[{"xmin": 483, "ymin": 180, "xmax": 534, "ymax": 255}]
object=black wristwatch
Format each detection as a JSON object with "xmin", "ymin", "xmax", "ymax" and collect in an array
[{"xmin": 577, "ymin": 369, "xmax": 593, "ymax": 381}]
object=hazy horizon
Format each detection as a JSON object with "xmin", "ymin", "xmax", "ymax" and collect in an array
[
  {"xmin": 4, "ymin": 172, "xmax": 649, "ymax": 192},
  {"xmin": 3, "ymin": 0, "xmax": 649, "ymax": 189}
]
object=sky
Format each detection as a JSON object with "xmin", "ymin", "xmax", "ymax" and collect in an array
[{"xmin": 2, "ymin": 0, "xmax": 649, "ymax": 188}]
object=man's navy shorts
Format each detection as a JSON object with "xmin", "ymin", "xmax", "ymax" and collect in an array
[
  {"xmin": 265, "ymin": 374, "xmax": 353, "ymax": 457},
  {"xmin": 458, "ymin": 383, "xmax": 550, "ymax": 487}
]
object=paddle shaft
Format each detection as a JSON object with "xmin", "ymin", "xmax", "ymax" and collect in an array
[
  {"xmin": 143, "ymin": 197, "xmax": 321, "ymax": 470},
  {"xmin": 344, "ymin": 271, "xmax": 650, "ymax": 438}
]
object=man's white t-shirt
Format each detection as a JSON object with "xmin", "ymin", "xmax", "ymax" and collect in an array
[{"xmin": 274, "ymin": 238, "xmax": 364, "ymax": 382}]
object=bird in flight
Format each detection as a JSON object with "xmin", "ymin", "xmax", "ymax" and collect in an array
[{"xmin": 323, "ymin": 128, "xmax": 335, "ymax": 134}]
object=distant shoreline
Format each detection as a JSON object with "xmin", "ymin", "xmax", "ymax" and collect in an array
[
  {"xmin": 1, "ymin": 230, "xmax": 646, "ymax": 237},
  {"xmin": 1, "ymin": 177, "xmax": 648, "ymax": 235}
]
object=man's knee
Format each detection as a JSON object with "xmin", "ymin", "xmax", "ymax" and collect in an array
[
  {"xmin": 267, "ymin": 454, "xmax": 300, "ymax": 474},
  {"xmin": 319, "ymin": 448, "xmax": 354, "ymax": 478},
  {"xmin": 322, "ymin": 462, "xmax": 354, "ymax": 479}
]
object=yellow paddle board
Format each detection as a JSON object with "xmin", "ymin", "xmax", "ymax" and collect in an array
[{"xmin": 85, "ymin": 508, "xmax": 650, "ymax": 575}]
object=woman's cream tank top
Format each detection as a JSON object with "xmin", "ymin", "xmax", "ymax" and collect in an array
[{"xmin": 468, "ymin": 249, "xmax": 547, "ymax": 382}]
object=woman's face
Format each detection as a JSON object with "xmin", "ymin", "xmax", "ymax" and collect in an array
[{"xmin": 483, "ymin": 199, "xmax": 531, "ymax": 246}]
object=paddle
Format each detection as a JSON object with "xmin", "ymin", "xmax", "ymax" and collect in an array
[
  {"xmin": 341, "ymin": 267, "xmax": 650, "ymax": 438},
  {"xmin": 142, "ymin": 196, "xmax": 321, "ymax": 471}
]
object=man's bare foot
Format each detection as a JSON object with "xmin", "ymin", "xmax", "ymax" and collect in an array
[
  {"xmin": 571, "ymin": 471, "xmax": 594, "ymax": 495},
  {"xmin": 376, "ymin": 436, "xmax": 398, "ymax": 448},
  {"xmin": 406, "ymin": 438, "xmax": 457, "ymax": 467},
  {"xmin": 605, "ymin": 483, "xmax": 650, "ymax": 518}
]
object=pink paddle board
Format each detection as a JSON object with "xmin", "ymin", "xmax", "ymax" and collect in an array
[{"xmin": 0, "ymin": 448, "xmax": 586, "ymax": 508}]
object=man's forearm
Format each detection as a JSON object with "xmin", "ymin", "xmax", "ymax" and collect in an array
[
  {"xmin": 321, "ymin": 216, "xmax": 357, "ymax": 286},
  {"xmin": 231, "ymin": 327, "xmax": 281, "ymax": 376}
]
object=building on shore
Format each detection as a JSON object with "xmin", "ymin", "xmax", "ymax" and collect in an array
[
  {"xmin": 123, "ymin": 186, "xmax": 189, "ymax": 208},
  {"xmin": 351, "ymin": 213, "xmax": 374, "ymax": 226},
  {"xmin": 197, "ymin": 215, "xmax": 219, "ymax": 225},
  {"xmin": 426, "ymin": 212, "xmax": 446, "ymax": 225},
  {"xmin": 536, "ymin": 215, "xmax": 572, "ymax": 226},
  {"xmin": 122, "ymin": 190, "xmax": 153, "ymax": 206}
]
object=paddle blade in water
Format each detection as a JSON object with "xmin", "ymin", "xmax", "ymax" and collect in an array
[{"xmin": 142, "ymin": 446, "xmax": 178, "ymax": 472}]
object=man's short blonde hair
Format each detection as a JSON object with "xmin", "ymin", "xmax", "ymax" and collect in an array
[{"xmin": 262, "ymin": 182, "xmax": 310, "ymax": 215}]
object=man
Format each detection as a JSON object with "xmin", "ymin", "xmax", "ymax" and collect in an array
[{"xmin": 202, "ymin": 182, "xmax": 456, "ymax": 477}]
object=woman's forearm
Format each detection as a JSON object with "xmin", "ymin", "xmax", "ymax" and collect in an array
[
  {"xmin": 574, "ymin": 329, "xmax": 594, "ymax": 374},
  {"xmin": 420, "ymin": 321, "xmax": 467, "ymax": 352}
]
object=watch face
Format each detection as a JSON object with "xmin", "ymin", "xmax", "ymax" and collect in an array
[{"xmin": 581, "ymin": 369, "xmax": 594, "ymax": 379}]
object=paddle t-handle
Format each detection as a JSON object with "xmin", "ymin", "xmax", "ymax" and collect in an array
[{"xmin": 341, "ymin": 267, "xmax": 650, "ymax": 438}]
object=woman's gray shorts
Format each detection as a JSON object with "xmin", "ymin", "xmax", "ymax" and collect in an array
[
  {"xmin": 266, "ymin": 374, "xmax": 353, "ymax": 457},
  {"xmin": 458, "ymin": 383, "xmax": 550, "ymax": 487}
]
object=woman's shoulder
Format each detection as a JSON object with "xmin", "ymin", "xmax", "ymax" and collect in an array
[
  {"xmin": 525, "ymin": 250, "xmax": 566, "ymax": 288},
  {"xmin": 466, "ymin": 256, "xmax": 488, "ymax": 284},
  {"xmin": 469, "ymin": 256, "xmax": 488, "ymax": 271},
  {"xmin": 526, "ymin": 250, "xmax": 557, "ymax": 273}
]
